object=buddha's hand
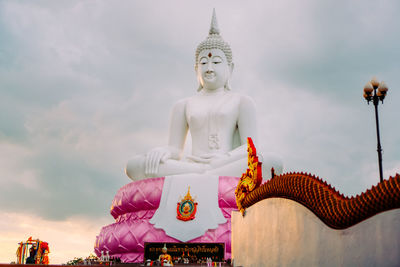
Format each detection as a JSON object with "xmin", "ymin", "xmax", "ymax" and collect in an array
[
  {"xmin": 187, "ymin": 152, "xmax": 230, "ymax": 165},
  {"xmin": 145, "ymin": 147, "xmax": 172, "ymax": 176}
]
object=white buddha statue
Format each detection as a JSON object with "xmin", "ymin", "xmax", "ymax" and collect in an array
[{"xmin": 126, "ymin": 10, "xmax": 282, "ymax": 181}]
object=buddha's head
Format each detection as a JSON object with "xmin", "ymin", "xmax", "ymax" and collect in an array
[{"xmin": 195, "ymin": 9, "xmax": 234, "ymax": 92}]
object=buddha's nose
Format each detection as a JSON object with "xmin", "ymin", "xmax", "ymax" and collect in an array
[{"xmin": 206, "ymin": 61, "xmax": 214, "ymax": 71}]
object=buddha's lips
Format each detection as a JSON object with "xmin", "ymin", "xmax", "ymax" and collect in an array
[{"xmin": 205, "ymin": 73, "xmax": 215, "ymax": 79}]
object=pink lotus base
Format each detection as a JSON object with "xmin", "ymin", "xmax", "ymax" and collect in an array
[{"xmin": 94, "ymin": 176, "xmax": 239, "ymax": 263}]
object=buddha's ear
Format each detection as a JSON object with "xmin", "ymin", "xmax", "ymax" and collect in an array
[
  {"xmin": 229, "ymin": 62, "xmax": 234, "ymax": 74},
  {"xmin": 224, "ymin": 63, "xmax": 234, "ymax": 91},
  {"xmin": 195, "ymin": 65, "xmax": 203, "ymax": 91}
]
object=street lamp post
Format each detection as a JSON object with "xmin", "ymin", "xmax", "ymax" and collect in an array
[{"xmin": 363, "ymin": 77, "xmax": 388, "ymax": 183}]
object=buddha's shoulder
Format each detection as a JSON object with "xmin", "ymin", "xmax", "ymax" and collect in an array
[
  {"xmin": 172, "ymin": 98, "xmax": 189, "ymax": 106},
  {"xmin": 227, "ymin": 92, "xmax": 256, "ymax": 106},
  {"xmin": 170, "ymin": 98, "xmax": 189, "ymax": 112},
  {"xmin": 233, "ymin": 92, "xmax": 255, "ymax": 101}
]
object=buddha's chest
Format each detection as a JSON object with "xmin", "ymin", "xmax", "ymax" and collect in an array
[{"xmin": 185, "ymin": 93, "xmax": 240, "ymax": 131}]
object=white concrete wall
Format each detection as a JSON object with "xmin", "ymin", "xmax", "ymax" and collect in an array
[{"xmin": 231, "ymin": 198, "xmax": 400, "ymax": 267}]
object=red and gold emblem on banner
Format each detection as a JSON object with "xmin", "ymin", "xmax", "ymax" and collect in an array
[{"xmin": 177, "ymin": 186, "xmax": 198, "ymax": 221}]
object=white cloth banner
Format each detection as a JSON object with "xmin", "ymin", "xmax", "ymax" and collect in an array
[{"xmin": 149, "ymin": 173, "xmax": 227, "ymax": 242}]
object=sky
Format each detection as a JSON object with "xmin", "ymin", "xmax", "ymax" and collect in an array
[{"xmin": 0, "ymin": 0, "xmax": 399, "ymax": 264}]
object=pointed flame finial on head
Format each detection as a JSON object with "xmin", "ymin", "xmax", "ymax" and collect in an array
[
  {"xmin": 209, "ymin": 8, "xmax": 220, "ymax": 35},
  {"xmin": 195, "ymin": 8, "xmax": 233, "ymax": 67}
]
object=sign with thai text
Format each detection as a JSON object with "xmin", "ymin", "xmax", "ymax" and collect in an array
[{"xmin": 144, "ymin": 242, "xmax": 224, "ymax": 262}]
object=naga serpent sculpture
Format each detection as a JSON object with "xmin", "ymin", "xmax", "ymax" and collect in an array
[
  {"xmin": 235, "ymin": 137, "xmax": 263, "ymax": 215},
  {"xmin": 236, "ymin": 139, "xmax": 400, "ymax": 229}
]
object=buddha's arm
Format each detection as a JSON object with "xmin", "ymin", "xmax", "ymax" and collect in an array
[
  {"xmin": 144, "ymin": 99, "xmax": 188, "ymax": 175},
  {"xmin": 167, "ymin": 99, "xmax": 189, "ymax": 159},
  {"xmin": 237, "ymin": 94, "xmax": 258, "ymax": 146}
]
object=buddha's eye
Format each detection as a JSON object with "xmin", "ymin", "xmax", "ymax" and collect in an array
[
  {"xmin": 212, "ymin": 56, "xmax": 223, "ymax": 64},
  {"xmin": 199, "ymin": 58, "xmax": 208, "ymax": 65}
]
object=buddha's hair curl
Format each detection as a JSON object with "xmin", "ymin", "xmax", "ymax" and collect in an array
[{"xmin": 195, "ymin": 34, "xmax": 233, "ymax": 70}]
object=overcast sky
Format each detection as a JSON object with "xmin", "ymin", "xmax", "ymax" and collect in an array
[{"xmin": 0, "ymin": 0, "xmax": 399, "ymax": 264}]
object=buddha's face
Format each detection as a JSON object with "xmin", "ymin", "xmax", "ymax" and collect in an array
[{"xmin": 197, "ymin": 48, "xmax": 232, "ymax": 91}]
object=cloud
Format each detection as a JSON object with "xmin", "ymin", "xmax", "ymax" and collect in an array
[
  {"xmin": 0, "ymin": 97, "xmax": 156, "ymax": 219},
  {"xmin": 0, "ymin": 3, "xmax": 399, "ymax": 264},
  {"xmin": 0, "ymin": 212, "xmax": 112, "ymax": 264},
  {"xmin": 0, "ymin": 142, "xmax": 37, "ymax": 189}
]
